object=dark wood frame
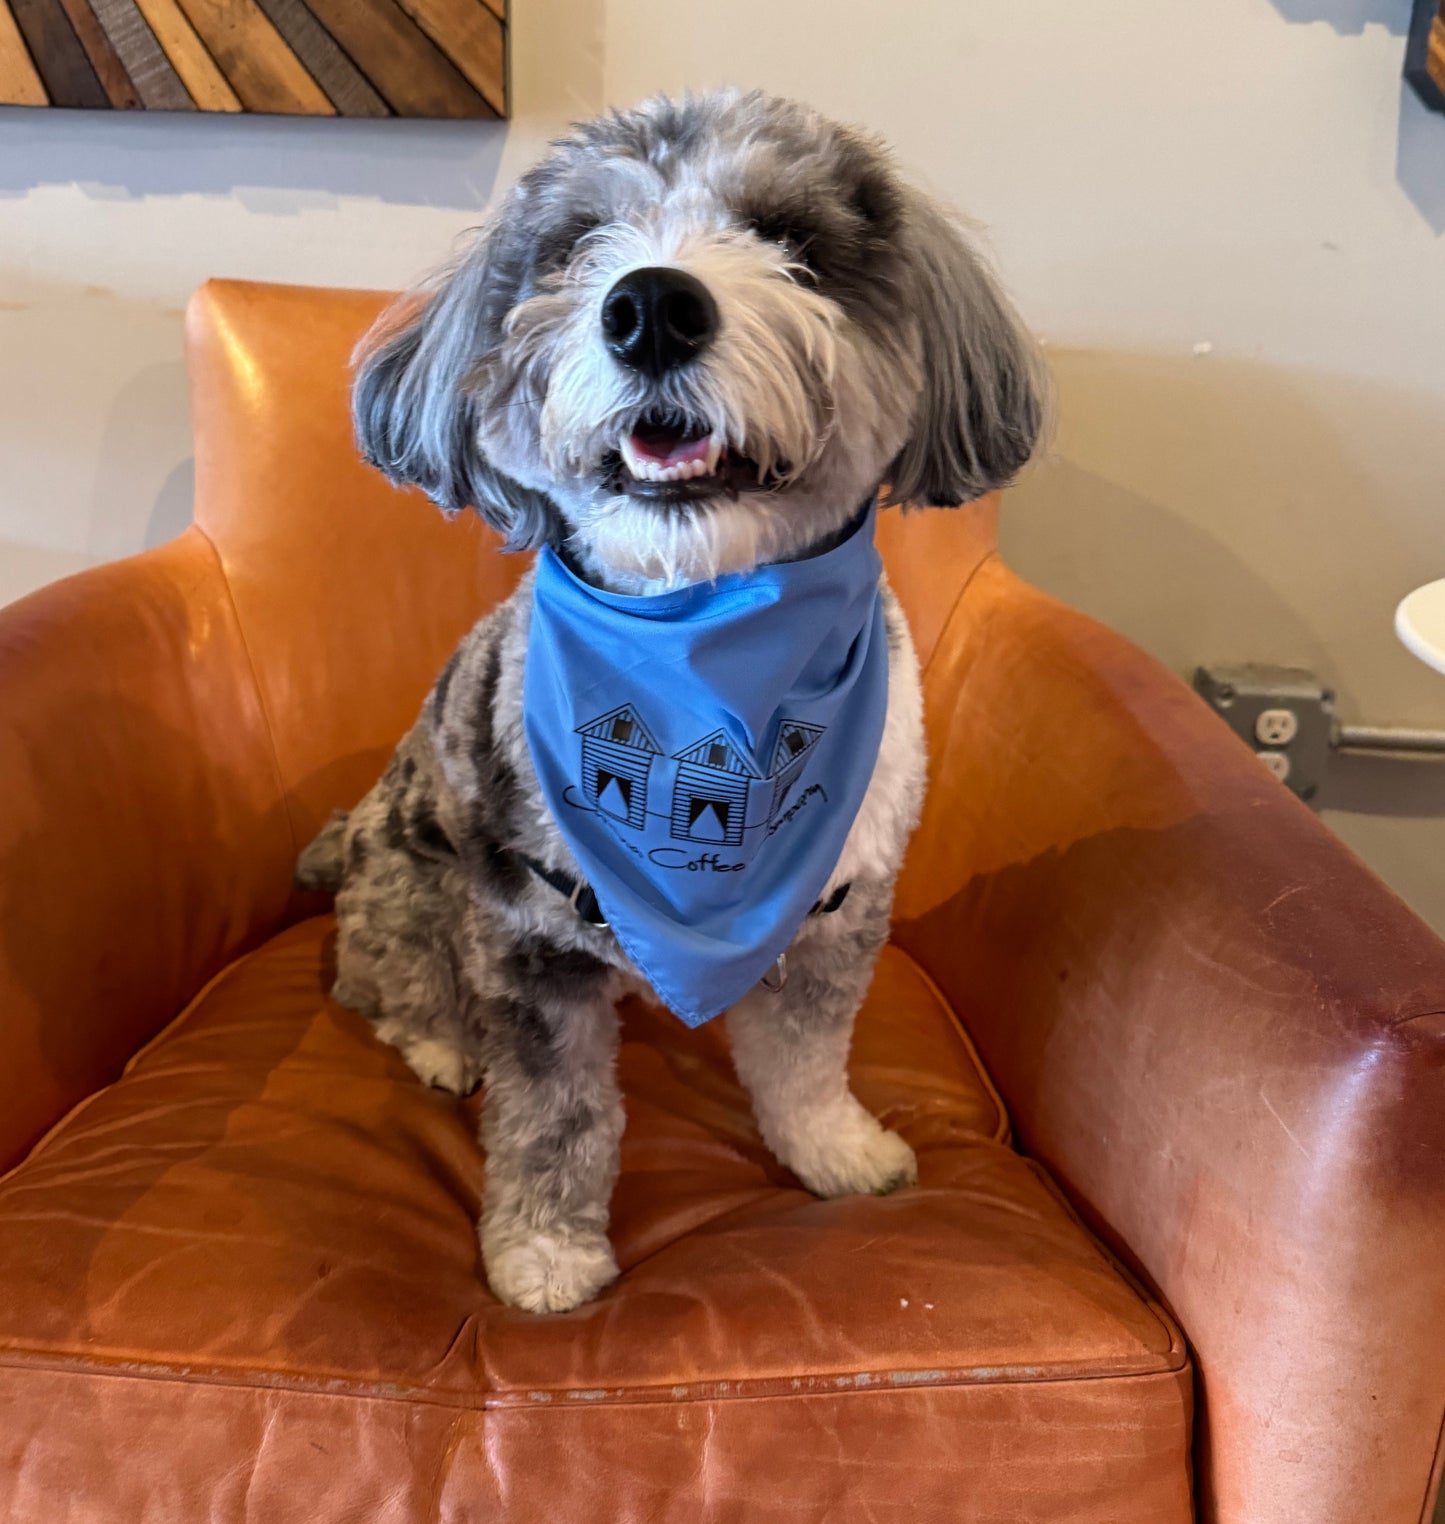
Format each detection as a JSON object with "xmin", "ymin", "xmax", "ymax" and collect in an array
[{"xmin": 1406, "ymin": 0, "xmax": 1445, "ymax": 114}]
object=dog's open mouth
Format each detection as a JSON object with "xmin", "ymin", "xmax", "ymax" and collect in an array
[
  {"xmin": 605, "ymin": 411, "xmax": 778, "ymax": 503},
  {"xmin": 620, "ymin": 416, "xmax": 722, "ymax": 484}
]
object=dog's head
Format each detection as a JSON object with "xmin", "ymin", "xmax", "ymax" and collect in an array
[{"xmin": 356, "ymin": 89, "xmax": 1045, "ymax": 589}]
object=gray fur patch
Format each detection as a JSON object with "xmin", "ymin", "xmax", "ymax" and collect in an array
[{"xmin": 295, "ymin": 810, "xmax": 349, "ymax": 891}]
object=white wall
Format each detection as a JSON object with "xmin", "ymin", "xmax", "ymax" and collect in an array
[{"xmin": 3, "ymin": 0, "xmax": 1444, "ymax": 930}]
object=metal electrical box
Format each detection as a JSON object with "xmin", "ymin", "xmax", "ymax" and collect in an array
[{"xmin": 1192, "ymin": 665, "xmax": 1335, "ymax": 802}]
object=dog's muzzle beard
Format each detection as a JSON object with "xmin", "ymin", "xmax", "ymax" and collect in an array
[{"xmin": 585, "ymin": 262, "xmax": 807, "ymax": 511}]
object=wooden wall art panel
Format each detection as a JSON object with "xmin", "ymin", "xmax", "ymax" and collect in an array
[
  {"xmin": 0, "ymin": 0, "xmax": 504, "ymax": 115},
  {"xmin": 1407, "ymin": 0, "xmax": 1445, "ymax": 115}
]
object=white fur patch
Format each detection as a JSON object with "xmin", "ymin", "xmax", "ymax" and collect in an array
[
  {"xmin": 831, "ymin": 583, "xmax": 926, "ymax": 890},
  {"xmin": 482, "ymin": 1225, "xmax": 620, "ymax": 1313}
]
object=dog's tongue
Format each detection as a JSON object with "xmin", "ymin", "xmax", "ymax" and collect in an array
[{"xmin": 629, "ymin": 422, "xmax": 711, "ymax": 467}]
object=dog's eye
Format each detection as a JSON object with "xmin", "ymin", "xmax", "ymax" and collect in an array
[
  {"xmin": 745, "ymin": 214, "xmax": 819, "ymax": 272},
  {"xmin": 539, "ymin": 214, "xmax": 600, "ymax": 270}
]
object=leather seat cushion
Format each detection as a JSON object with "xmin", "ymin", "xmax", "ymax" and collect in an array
[{"xmin": 0, "ymin": 917, "xmax": 1193, "ymax": 1522}]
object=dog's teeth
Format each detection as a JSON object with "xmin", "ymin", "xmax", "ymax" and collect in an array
[{"xmin": 621, "ymin": 430, "xmax": 726, "ymax": 485}]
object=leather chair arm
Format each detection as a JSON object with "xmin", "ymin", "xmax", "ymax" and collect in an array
[
  {"xmin": 894, "ymin": 555, "xmax": 1445, "ymax": 1524},
  {"xmin": 0, "ymin": 530, "xmax": 294, "ymax": 1170}
]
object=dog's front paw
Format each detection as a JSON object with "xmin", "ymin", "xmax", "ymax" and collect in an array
[
  {"xmin": 483, "ymin": 1227, "xmax": 619, "ymax": 1313},
  {"xmin": 780, "ymin": 1103, "xmax": 919, "ymax": 1199},
  {"xmin": 372, "ymin": 1020, "xmax": 480, "ymax": 1095},
  {"xmin": 403, "ymin": 1038, "xmax": 481, "ymax": 1096}
]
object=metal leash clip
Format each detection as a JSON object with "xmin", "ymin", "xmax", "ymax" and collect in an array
[{"xmin": 759, "ymin": 953, "xmax": 788, "ymax": 993}]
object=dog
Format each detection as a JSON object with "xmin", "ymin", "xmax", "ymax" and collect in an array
[{"xmin": 296, "ymin": 89, "xmax": 1043, "ymax": 1314}]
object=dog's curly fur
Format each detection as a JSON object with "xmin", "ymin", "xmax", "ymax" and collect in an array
[{"xmin": 297, "ymin": 89, "xmax": 1044, "ymax": 1313}]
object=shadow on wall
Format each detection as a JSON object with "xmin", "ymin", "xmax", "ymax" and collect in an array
[
  {"xmin": 1264, "ymin": 0, "xmax": 1407, "ymax": 32},
  {"xmin": 1267, "ymin": 0, "xmax": 1445, "ymax": 229},
  {"xmin": 85, "ymin": 356, "xmax": 193, "ymax": 560},
  {"xmin": 1328, "ymin": 750, "xmax": 1445, "ymax": 818},
  {"xmin": 148, "ymin": 459, "xmax": 197, "ymax": 550},
  {"xmin": 1000, "ymin": 348, "xmax": 1445, "ymax": 849},
  {"xmin": 0, "ymin": 107, "xmax": 508, "ymax": 211},
  {"xmin": 1398, "ymin": 87, "xmax": 1445, "ymax": 232}
]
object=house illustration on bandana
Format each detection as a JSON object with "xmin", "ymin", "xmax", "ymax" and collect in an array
[
  {"xmin": 576, "ymin": 705, "xmax": 660, "ymax": 829},
  {"xmin": 768, "ymin": 720, "xmax": 825, "ymax": 818},
  {"xmin": 670, "ymin": 729, "xmax": 760, "ymax": 846}
]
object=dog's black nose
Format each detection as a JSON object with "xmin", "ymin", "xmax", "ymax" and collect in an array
[{"xmin": 601, "ymin": 267, "xmax": 717, "ymax": 376}]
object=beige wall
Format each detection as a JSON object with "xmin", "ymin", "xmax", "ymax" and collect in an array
[
  {"xmin": 1002, "ymin": 351, "xmax": 1445, "ymax": 934},
  {"xmin": 3, "ymin": 0, "xmax": 1444, "ymax": 928}
]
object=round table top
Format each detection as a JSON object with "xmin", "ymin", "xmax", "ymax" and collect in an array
[{"xmin": 1396, "ymin": 579, "xmax": 1445, "ymax": 676}]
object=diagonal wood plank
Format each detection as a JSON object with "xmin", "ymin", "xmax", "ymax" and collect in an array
[
  {"xmin": 2, "ymin": 0, "xmax": 504, "ymax": 114},
  {"xmin": 0, "ymin": 0, "xmax": 48, "ymax": 101},
  {"xmin": 89, "ymin": 0, "xmax": 194, "ymax": 109},
  {"xmin": 303, "ymin": 0, "xmax": 488, "ymax": 117},
  {"xmin": 392, "ymin": 0, "xmax": 501, "ymax": 114},
  {"xmin": 173, "ymin": 0, "xmax": 333, "ymax": 113},
  {"xmin": 55, "ymin": 0, "xmax": 141, "ymax": 105},
  {"xmin": 10, "ymin": 0, "xmax": 109, "ymax": 106},
  {"xmin": 250, "ymin": 0, "xmax": 386, "ymax": 115},
  {"xmin": 132, "ymin": 0, "xmax": 240, "ymax": 109}
]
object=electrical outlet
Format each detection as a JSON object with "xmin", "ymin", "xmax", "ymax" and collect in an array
[
  {"xmin": 1255, "ymin": 708, "xmax": 1299, "ymax": 747},
  {"xmin": 1257, "ymin": 750, "xmax": 1291, "ymax": 782},
  {"xmin": 1193, "ymin": 666, "xmax": 1334, "ymax": 802}
]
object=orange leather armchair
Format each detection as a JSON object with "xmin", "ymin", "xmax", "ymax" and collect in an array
[{"xmin": 0, "ymin": 280, "xmax": 1441, "ymax": 1524}]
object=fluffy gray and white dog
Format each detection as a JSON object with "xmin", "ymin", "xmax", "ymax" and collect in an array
[{"xmin": 297, "ymin": 89, "xmax": 1043, "ymax": 1313}]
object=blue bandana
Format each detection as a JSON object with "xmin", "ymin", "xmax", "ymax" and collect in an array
[{"xmin": 522, "ymin": 504, "xmax": 889, "ymax": 1026}]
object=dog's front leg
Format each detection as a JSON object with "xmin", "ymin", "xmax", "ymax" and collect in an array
[
  {"xmin": 727, "ymin": 883, "xmax": 918, "ymax": 1198},
  {"xmin": 475, "ymin": 930, "xmax": 625, "ymax": 1314}
]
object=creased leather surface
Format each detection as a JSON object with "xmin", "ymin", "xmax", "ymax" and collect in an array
[
  {"xmin": 0, "ymin": 529, "xmax": 293, "ymax": 1169},
  {"xmin": 0, "ymin": 917, "xmax": 1191, "ymax": 1522},
  {"xmin": 894, "ymin": 555, "xmax": 1445, "ymax": 1524},
  {"xmin": 0, "ymin": 1365, "xmax": 1194, "ymax": 1524}
]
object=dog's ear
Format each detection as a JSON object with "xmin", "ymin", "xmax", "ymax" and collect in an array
[
  {"xmin": 352, "ymin": 226, "xmax": 555, "ymax": 550},
  {"xmin": 886, "ymin": 192, "xmax": 1047, "ymax": 508}
]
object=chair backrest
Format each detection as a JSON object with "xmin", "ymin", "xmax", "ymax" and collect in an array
[{"xmin": 186, "ymin": 280, "xmax": 1001, "ymax": 848}]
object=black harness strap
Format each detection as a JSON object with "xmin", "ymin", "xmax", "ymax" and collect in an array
[
  {"xmin": 813, "ymin": 881, "xmax": 852, "ymax": 915},
  {"xmin": 512, "ymin": 851, "xmax": 609, "ymax": 926}
]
